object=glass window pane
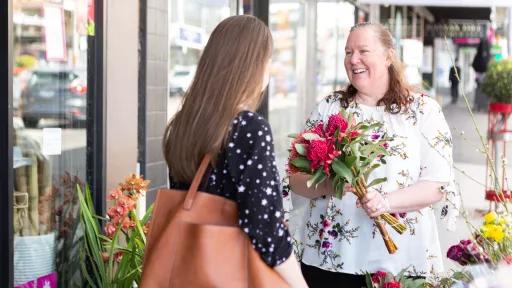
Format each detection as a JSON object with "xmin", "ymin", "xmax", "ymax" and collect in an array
[
  {"xmin": 13, "ymin": 0, "xmax": 90, "ymax": 286},
  {"xmin": 316, "ymin": 1, "xmax": 354, "ymax": 99},
  {"xmin": 268, "ymin": 1, "xmax": 305, "ymax": 173},
  {"xmin": 168, "ymin": 0, "xmax": 231, "ymax": 120}
]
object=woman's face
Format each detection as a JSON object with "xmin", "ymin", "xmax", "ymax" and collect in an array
[{"xmin": 344, "ymin": 28, "xmax": 391, "ymax": 96}]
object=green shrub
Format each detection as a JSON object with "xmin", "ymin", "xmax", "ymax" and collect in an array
[{"xmin": 482, "ymin": 59, "xmax": 512, "ymax": 103}]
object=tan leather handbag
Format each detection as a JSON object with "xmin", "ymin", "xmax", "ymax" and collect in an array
[{"xmin": 140, "ymin": 155, "xmax": 290, "ymax": 288}]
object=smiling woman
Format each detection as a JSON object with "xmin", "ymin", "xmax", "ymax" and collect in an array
[{"xmin": 284, "ymin": 22, "xmax": 460, "ymax": 288}]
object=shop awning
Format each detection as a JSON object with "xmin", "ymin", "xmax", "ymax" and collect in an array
[{"xmin": 358, "ymin": 0, "xmax": 512, "ymax": 7}]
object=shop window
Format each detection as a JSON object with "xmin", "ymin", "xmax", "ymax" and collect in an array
[
  {"xmin": 167, "ymin": 0, "xmax": 231, "ymax": 120},
  {"xmin": 12, "ymin": 0, "xmax": 92, "ymax": 286}
]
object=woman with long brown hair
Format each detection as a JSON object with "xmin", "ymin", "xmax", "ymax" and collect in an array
[
  {"xmin": 163, "ymin": 15, "xmax": 307, "ymax": 287},
  {"xmin": 284, "ymin": 23, "xmax": 459, "ymax": 287}
]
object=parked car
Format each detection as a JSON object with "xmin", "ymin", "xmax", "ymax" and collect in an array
[
  {"xmin": 169, "ymin": 66, "xmax": 195, "ymax": 96},
  {"xmin": 20, "ymin": 67, "xmax": 87, "ymax": 128}
]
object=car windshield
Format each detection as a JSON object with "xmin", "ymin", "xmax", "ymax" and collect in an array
[{"xmin": 29, "ymin": 71, "xmax": 77, "ymax": 86}]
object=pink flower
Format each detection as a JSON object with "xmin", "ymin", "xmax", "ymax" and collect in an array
[
  {"xmin": 326, "ymin": 114, "xmax": 348, "ymax": 137},
  {"xmin": 114, "ymin": 251, "xmax": 123, "ymax": 263},
  {"xmin": 382, "ymin": 280, "xmax": 400, "ymax": 288},
  {"xmin": 105, "ymin": 222, "xmax": 116, "ymax": 238},
  {"xmin": 322, "ymin": 219, "xmax": 331, "ymax": 228},
  {"xmin": 371, "ymin": 271, "xmax": 387, "ymax": 283}
]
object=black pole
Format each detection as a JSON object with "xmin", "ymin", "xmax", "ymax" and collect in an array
[
  {"xmin": 252, "ymin": 0, "xmax": 269, "ymax": 120},
  {"xmin": 86, "ymin": 0, "xmax": 106, "ymax": 216},
  {"xmin": 138, "ymin": 0, "xmax": 147, "ymax": 178},
  {"xmin": 0, "ymin": 0, "xmax": 14, "ymax": 286}
]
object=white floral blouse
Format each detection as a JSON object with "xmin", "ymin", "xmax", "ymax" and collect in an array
[{"xmin": 283, "ymin": 92, "xmax": 460, "ymax": 277}]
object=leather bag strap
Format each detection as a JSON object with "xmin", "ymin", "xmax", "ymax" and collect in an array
[{"xmin": 183, "ymin": 154, "xmax": 212, "ymax": 210}]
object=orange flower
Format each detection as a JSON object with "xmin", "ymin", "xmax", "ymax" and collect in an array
[
  {"xmin": 121, "ymin": 216, "xmax": 135, "ymax": 230},
  {"xmin": 107, "ymin": 189, "xmax": 123, "ymax": 200}
]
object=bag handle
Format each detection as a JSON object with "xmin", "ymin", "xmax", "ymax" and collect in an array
[{"xmin": 183, "ymin": 154, "xmax": 212, "ymax": 210}]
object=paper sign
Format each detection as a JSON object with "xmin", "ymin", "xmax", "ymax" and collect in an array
[
  {"xmin": 42, "ymin": 128, "xmax": 62, "ymax": 156},
  {"xmin": 44, "ymin": 5, "xmax": 67, "ymax": 61}
]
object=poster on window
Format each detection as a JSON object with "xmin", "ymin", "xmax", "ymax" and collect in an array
[{"xmin": 43, "ymin": 5, "xmax": 67, "ymax": 61}]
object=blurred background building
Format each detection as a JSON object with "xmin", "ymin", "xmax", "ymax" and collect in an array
[{"xmin": 2, "ymin": 0, "xmax": 512, "ymax": 286}]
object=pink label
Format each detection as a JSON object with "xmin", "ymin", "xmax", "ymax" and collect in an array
[{"xmin": 15, "ymin": 272, "xmax": 57, "ymax": 288}]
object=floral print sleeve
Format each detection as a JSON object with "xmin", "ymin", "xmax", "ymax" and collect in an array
[
  {"xmin": 417, "ymin": 96, "xmax": 460, "ymax": 231},
  {"xmin": 418, "ymin": 97, "xmax": 453, "ymax": 183},
  {"xmin": 226, "ymin": 111, "xmax": 292, "ymax": 267}
]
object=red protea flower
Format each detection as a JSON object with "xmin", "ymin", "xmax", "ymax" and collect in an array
[
  {"xmin": 371, "ymin": 271, "xmax": 387, "ymax": 283},
  {"xmin": 311, "ymin": 122, "xmax": 325, "ymax": 137},
  {"xmin": 307, "ymin": 139, "xmax": 329, "ymax": 170},
  {"xmin": 383, "ymin": 280, "xmax": 400, "ymax": 288},
  {"xmin": 326, "ymin": 114, "xmax": 348, "ymax": 137}
]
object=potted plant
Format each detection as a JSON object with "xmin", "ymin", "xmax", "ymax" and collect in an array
[
  {"xmin": 78, "ymin": 174, "xmax": 153, "ymax": 288},
  {"xmin": 482, "ymin": 59, "xmax": 512, "ymax": 104},
  {"xmin": 481, "ymin": 59, "xmax": 512, "ymax": 203}
]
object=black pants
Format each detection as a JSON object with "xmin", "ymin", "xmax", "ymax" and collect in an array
[
  {"xmin": 300, "ymin": 262, "xmax": 366, "ymax": 288},
  {"xmin": 450, "ymin": 83, "xmax": 459, "ymax": 104}
]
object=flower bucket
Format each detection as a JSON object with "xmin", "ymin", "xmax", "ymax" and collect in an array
[{"xmin": 14, "ymin": 232, "xmax": 56, "ymax": 286}]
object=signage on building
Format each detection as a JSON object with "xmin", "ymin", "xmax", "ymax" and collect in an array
[
  {"xmin": 426, "ymin": 23, "xmax": 487, "ymax": 39},
  {"xmin": 358, "ymin": 0, "xmax": 512, "ymax": 7},
  {"xmin": 173, "ymin": 24, "xmax": 206, "ymax": 50}
]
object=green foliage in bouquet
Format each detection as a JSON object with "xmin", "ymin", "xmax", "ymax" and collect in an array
[
  {"xmin": 482, "ymin": 59, "xmax": 512, "ymax": 103},
  {"xmin": 288, "ymin": 109, "xmax": 392, "ymax": 195},
  {"xmin": 288, "ymin": 109, "xmax": 406, "ymax": 253},
  {"xmin": 78, "ymin": 174, "xmax": 153, "ymax": 288}
]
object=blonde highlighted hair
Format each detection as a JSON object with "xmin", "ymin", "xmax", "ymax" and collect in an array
[{"xmin": 164, "ymin": 15, "xmax": 273, "ymax": 182}]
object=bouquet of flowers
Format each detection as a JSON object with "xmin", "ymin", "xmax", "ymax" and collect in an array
[
  {"xmin": 365, "ymin": 270, "xmax": 429, "ymax": 288},
  {"xmin": 447, "ymin": 211, "xmax": 512, "ymax": 266},
  {"xmin": 287, "ymin": 109, "xmax": 406, "ymax": 254},
  {"xmin": 78, "ymin": 174, "xmax": 153, "ymax": 288}
]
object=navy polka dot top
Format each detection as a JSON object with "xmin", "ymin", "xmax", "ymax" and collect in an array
[{"xmin": 169, "ymin": 111, "xmax": 293, "ymax": 267}]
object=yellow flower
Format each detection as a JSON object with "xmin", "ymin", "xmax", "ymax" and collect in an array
[
  {"xmin": 482, "ymin": 224, "xmax": 505, "ymax": 243},
  {"xmin": 484, "ymin": 211, "xmax": 497, "ymax": 224}
]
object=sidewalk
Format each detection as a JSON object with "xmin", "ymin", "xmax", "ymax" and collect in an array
[{"xmin": 437, "ymin": 90, "xmax": 512, "ymax": 271}]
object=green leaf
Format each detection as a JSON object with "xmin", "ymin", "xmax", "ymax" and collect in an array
[
  {"xmin": 302, "ymin": 132, "xmax": 321, "ymax": 141},
  {"xmin": 332, "ymin": 159, "xmax": 353, "ymax": 183},
  {"xmin": 306, "ymin": 169, "xmax": 326, "ymax": 188},
  {"xmin": 367, "ymin": 177, "xmax": 387, "ymax": 188},
  {"xmin": 364, "ymin": 272, "xmax": 376, "ymax": 288},
  {"xmin": 290, "ymin": 157, "xmax": 311, "ymax": 170},
  {"xmin": 345, "ymin": 155, "xmax": 357, "ymax": 168},
  {"xmin": 294, "ymin": 143, "xmax": 307, "ymax": 156},
  {"xmin": 363, "ymin": 163, "xmax": 380, "ymax": 180},
  {"xmin": 287, "ymin": 133, "xmax": 299, "ymax": 138}
]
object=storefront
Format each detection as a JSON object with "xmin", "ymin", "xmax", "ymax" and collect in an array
[
  {"xmin": 2, "ymin": 0, "xmax": 104, "ymax": 286},
  {"xmin": 2, "ymin": 0, "xmax": 364, "ymax": 286}
]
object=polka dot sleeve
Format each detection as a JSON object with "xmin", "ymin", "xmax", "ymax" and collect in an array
[{"xmin": 226, "ymin": 111, "xmax": 293, "ymax": 267}]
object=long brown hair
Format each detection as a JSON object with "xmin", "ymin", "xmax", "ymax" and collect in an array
[
  {"xmin": 164, "ymin": 15, "xmax": 273, "ymax": 182},
  {"xmin": 339, "ymin": 22, "xmax": 413, "ymax": 113}
]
